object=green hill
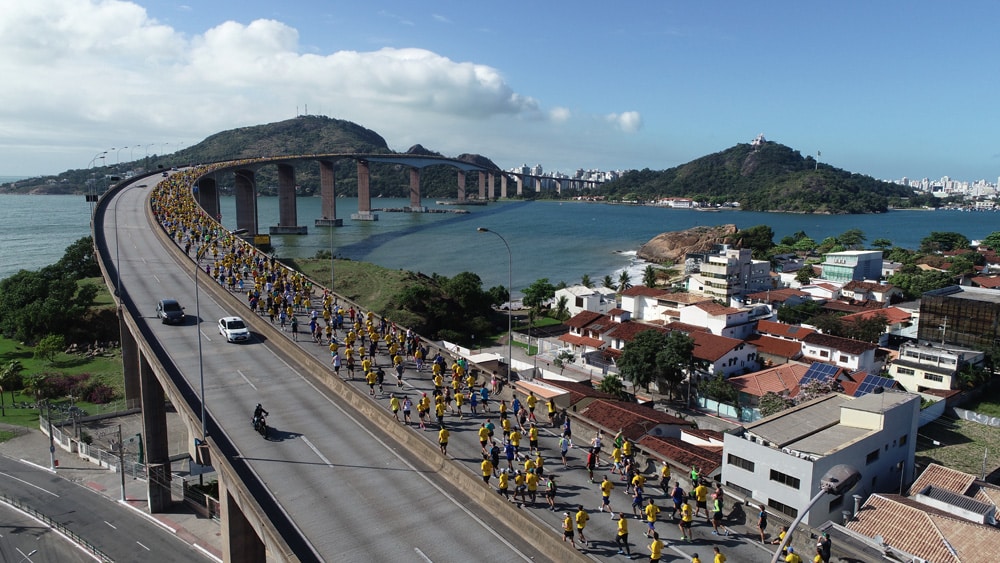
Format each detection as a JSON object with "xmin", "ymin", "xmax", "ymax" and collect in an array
[
  {"xmin": 2, "ymin": 116, "xmax": 502, "ymax": 198},
  {"xmin": 597, "ymin": 141, "xmax": 929, "ymax": 213}
]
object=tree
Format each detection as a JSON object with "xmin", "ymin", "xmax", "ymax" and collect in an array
[
  {"xmin": 758, "ymin": 392, "xmax": 794, "ymax": 418},
  {"xmin": 888, "ymin": 270, "xmax": 956, "ymax": 300},
  {"xmin": 981, "ymin": 231, "xmax": 1000, "ymax": 252},
  {"xmin": 837, "ymin": 228, "xmax": 866, "ymax": 250},
  {"xmin": 643, "ymin": 265, "xmax": 658, "ymax": 288},
  {"xmin": 33, "ymin": 334, "xmax": 64, "ymax": 365},
  {"xmin": 617, "ymin": 330, "xmax": 670, "ymax": 393},
  {"xmin": 871, "ymin": 238, "xmax": 893, "ymax": 251},
  {"xmin": 443, "ymin": 272, "xmax": 491, "ymax": 315},
  {"xmin": 597, "ymin": 374, "xmax": 628, "ymax": 400},
  {"xmin": 602, "ymin": 275, "xmax": 615, "ymax": 289},
  {"xmin": 792, "ymin": 237, "xmax": 817, "ymax": 252},
  {"xmin": 0, "ymin": 361, "xmax": 25, "ymax": 405},
  {"xmin": 581, "ymin": 274, "xmax": 593, "ymax": 288},
  {"xmin": 920, "ymin": 232, "xmax": 970, "ymax": 253},
  {"xmin": 816, "ymin": 236, "xmax": 839, "ymax": 255},
  {"xmin": 617, "ymin": 270, "xmax": 633, "ymax": 293},
  {"xmin": 658, "ymin": 331, "xmax": 695, "ymax": 399},
  {"xmin": 522, "ymin": 278, "xmax": 556, "ymax": 310},
  {"xmin": 795, "ymin": 267, "xmax": 814, "ymax": 285},
  {"xmin": 777, "ymin": 300, "xmax": 823, "ymax": 324},
  {"xmin": 55, "ymin": 236, "xmax": 101, "ymax": 279},
  {"xmin": 553, "ymin": 295, "xmax": 570, "ymax": 321},
  {"xmin": 737, "ymin": 225, "xmax": 775, "ymax": 259},
  {"xmin": 700, "ymin": 373, "xmax": 738, "ymax": 416}
]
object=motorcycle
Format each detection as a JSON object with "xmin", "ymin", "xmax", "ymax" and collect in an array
[{"xmin": 252, "ymin": 414, "xmax": 268, "ymax": 438}]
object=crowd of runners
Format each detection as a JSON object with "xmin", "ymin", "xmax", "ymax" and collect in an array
[{"xmin": 148, "ymin": 167, "xmax": 825, "ymax": 562}]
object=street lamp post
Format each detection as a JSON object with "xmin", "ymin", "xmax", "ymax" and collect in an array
[
  {"xmin": 770, "ymin": 464, "xmax": 861, "ymax": 563},
  {"xmin": 115, "ymin": 146, "xmax": 128, "ymax": 170},
  {"xmin": 477, "ymin": 227, "xmax": 513, "ymax": 380},
  {"xmin": 194, "ymin": 248, "xmax": 207, "ymax": 442}
]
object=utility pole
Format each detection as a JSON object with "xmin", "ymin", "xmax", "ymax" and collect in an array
[{"xmin": 117, "ymin": 424, "xmax": 126, "ymax": 501}]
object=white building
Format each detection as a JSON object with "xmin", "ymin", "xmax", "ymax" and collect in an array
[
  {"xmin": 801, "ymin": 332, "xmax": 881, "ymax": 374},
  {"xmin": 686, "ymin": 246, "xmax": 773, "ymax": 303},
  {"xmin": 888, "ymin": 341, "xmax": 985, "ymax": 393},
  {"xmin": 679, "ymin": 301, "xmax": 756, "ymax": 340},
  {"xmin": 554, "ymin": 284, "xmax": 618, "ymax": 317},
  {"xmin": 820, "ymin": 251, "xmax": 883, "ymax": 283},
  {"xmin": 722, "ymin": 392, "xmax": 920, "ymax": 527}
]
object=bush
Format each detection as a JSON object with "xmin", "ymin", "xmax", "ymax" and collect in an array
[
  {"xmin": 85, "ymin": 383, "xmax": 116, "ymax": 404},
  {"xmin": 36, "ymin": 373, "xmax": 91, "ymax": 400}
]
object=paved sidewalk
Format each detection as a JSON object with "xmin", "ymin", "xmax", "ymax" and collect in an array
[{"xmin": 0, "ymin": 420, "xmax": 223, "ymax": 562}]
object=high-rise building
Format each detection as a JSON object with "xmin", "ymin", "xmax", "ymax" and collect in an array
[{"xmin": 918, "ymin": 285, "xmax": 1000, "ymax": 350}]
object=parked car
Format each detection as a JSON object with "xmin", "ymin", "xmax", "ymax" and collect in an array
[
  {"xmin": 155, "ymin": 299, "xmax": 185, "ymax": 324},
  {"xmin": 218, "ymin": 316, "xmax": 250, "ymax": 343}
]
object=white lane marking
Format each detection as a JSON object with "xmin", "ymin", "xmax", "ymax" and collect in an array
[
  {"xmin": 300, "ymin": 437, "xmax": 333, "ymax": 468},
  {"xmin": 236, "ymin": 369, "xmax": 257, "ymax": 390},
  {"xmin": 152, "ymin": 274, "xmax": 160, "ymax": 283},
  {"xmin": 0, "ymin": 471, "xmax": 59, "ymax": 497},
  {"xmin": 136, "ymin": 541, "xmax": 150, "ymax": 551},
  {"xmin": 414, "ymin": 547, "xmax": 433, "ymax": 562},
  {"xmin": 104, "ymin": 520, "xmax": 117, "ymax": 529},
  {"xmin": 265, "ymin": 346, "xmax": 533, "ymax": 562}
]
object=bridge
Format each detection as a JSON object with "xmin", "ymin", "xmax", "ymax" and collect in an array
[
  {"xmin": 188, "ymin": 153, "xmax": 601, "ymax": 234},
  {"xmin": 92, "ymin": 159, "xmax": 587, "ymax": 561}
]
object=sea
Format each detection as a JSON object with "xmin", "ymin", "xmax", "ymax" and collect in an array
[{"xmin": 2, "ymin": 192, "xmax": 998, "ymax": 295}]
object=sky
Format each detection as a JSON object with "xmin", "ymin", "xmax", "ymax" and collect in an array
[{"xmin": 2, "ymin": 0, "xmax": 998, "ymax": 183}]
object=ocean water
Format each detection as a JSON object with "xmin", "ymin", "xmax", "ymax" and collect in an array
[{"xmin": 3, "ymin": 193, "xmax": 999, "ymax": 294}]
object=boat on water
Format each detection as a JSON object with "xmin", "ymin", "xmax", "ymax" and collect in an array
[{"xmin": 436, "ymin": 199, "xmax": 488, "ymax": 206}]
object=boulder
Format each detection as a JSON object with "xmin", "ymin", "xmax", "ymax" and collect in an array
[{"xmin": 637, "ymin": 224, "xmax": 739, "ymax": 263}]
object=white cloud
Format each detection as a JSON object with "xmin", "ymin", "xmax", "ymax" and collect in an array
[
  {"xmin": 606, "ymin": 111, "xmax": 643, "ymax": 133},
  {"xmin": 0, "ymin": 0, "xmax": 640, "ymax": 175},
  {"xmin": 432, "ymin": 14, "xmax": 452, "ymax": 24}
]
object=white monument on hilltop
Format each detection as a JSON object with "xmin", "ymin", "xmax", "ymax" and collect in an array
[{"xmin": 751, "ymin": 133, "xmax": 766, "ymax": 148}]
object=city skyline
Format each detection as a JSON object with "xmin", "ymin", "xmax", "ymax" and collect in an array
[{"xmin": 2, "ymin": 1, "xmax": 998, "ymax": 184}]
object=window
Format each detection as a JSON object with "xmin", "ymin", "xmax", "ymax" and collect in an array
[
  {"xmin": 575, "ymin": 296, "xmax": 584, "ymax": 308},
  {"xmin": 896, "ymin": 367, "xmax": 915, "ymax": 376},
  {"xmin": 770, "ymin": 469, "xmax": 801, "ymax": 490},
  {"xmin": 924, "ymin": 373, "xmax": 944, "ymax": 382},
  {"xmin": 839, "ymin": 355, "xmax": 849, "ymax": 363},
  {"xmin": 725, "ymin": 481, "xmax": 752, "ymax": 497},
  {"xmin": 820, "ymin": 350, "xmax": 830, "ymax": 358},
  {"xmin": 727, "ymin": 454, "xmax": 755, "ymax": 472},
  {"xmin": 899, "ymin": 434, "xmax": 908, "ymax": 447},
  {"xmin": 768, "ymin": 498, "xmax": 798, "ymax": 518},
  {"xmin": 866, "ymin": 449, "xmax": 880, "ymax": 465}
]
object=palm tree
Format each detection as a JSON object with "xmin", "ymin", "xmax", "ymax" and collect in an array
[
  {"xmin": 581, "ymin": 274, "xmax": 593, "ymax": 288},
  {"xmin": 602, "ymin": 274, "xmax": 615, "ymax": 289},
  {"xmin": 597, "ymin": 374, "xmax": 628, "ymax": 400},
  {"xmin": 617, "ymin": 270, "xmax": 632, "ymax": 293},
  {"xmin": 642, "ymin": 264, "xmax": 658, "ymax": 288},
  {"xmin": 554, "ymin": 295, "xmax": 569, "ymax": 321}
]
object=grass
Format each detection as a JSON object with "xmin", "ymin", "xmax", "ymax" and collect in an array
[
  {"xmin": 958, "ymin": 385, "xmax": 1000, "ymax": 417},
  {"xmin": 80, "ymin": 275, "xmax": 115, "ymax": 308},
  {"xmin": 916, "ymin": 415, "xmax": 1000, "ymax": 479},
  {"xmin": 0, "ymin": 336, "xmax": 124, "ymax": 433}
]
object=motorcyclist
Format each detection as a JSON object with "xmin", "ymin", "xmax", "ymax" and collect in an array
[{"xmin": 252, "ymin": 403, "xmax": 269, "ymax": 431}]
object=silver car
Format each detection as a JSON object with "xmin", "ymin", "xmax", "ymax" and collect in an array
[{"xmin": 156, "ymin": 299, "xmax": 185, "ymax": 324}]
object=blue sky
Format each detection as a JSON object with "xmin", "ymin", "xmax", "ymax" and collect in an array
[{"xmin": 2, "ymin": 1, "xmax": 997, "ymax": 183}]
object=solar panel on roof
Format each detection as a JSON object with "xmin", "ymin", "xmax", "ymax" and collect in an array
[
  {"xmin": 854, "ymin": 374, "xmax": 895, "ymax": 397},
  {"xmin": 799, "ymin": 362, "xmax": 839, "ymax": 386}
]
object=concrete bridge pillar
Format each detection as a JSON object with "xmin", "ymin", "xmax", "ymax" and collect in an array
[
  {"xmin": 535, "ymin": 177, "xmax": 541, "ymax": 193},
  {"xmin": 315, "ymin": 160, "xmax": 342, "ymax": 227},
  {"xmin": 409, "ymin": 168, "xmax": 425, "ymax": 211},
  {"xmin": 488, "ymin": 173, "xmax": 495, "ymax": 200},
  {"xmin": 457, "ymin": 171, "xmax": 466, "ymax": 202},
  {"xmin": 351, "ymin": 160, "xmax": 377, "ymax": 221},
  {"xmin": 478, "ymin": 171, "xmax": 486, "ymax": 200},
  {"xmin": 501, "ymin": 175, "xmax": 508, "ymax": 199},
  {"xmin": 556, "ymin": 179, "xmax": 562, "ymax": 194},
  {"xmin": 120, "ymin": 312, "xmax": 141, "ymax": 410},
  {"xmin": 271, "ymin": 164, "xmax": 306, "ymax": 234},
  {"xmin": 234, "ymin": 170, "xmax": 258, "ymax": 235},
  {"xmin": 139, "ymin": 354, "xmax": 171, "ymax": 512},
  {"xmin": 221, "ymin": 479, "xmax": 266, "ymax": 563},
  {"xmin": 196, "ymin": 177, "xmax": 220, "ymax": 222},
  {"xmin": 516, "ymin": 176, "xmax": 524, "ymax": 196}
]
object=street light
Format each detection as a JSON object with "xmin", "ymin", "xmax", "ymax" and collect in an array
[
  {"xmin": 770, "ymin": 464, "xmax": 861, "ymax": 563},
  {"xmin": 115, "ymin": 146, "xmax": 128, "ymax": 169},
  {"xmin": 194, "ymin": 247, "xmax": 207, "ymax": 443},
  {"xmin": 477, "ymin": 227, "xmax": 513, "ymax": 381}
]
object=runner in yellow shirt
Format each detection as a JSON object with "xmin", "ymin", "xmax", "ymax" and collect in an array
[
  {"xmin": 480, "ymin": 455, "xmax": 493, "ymax": 484},
  {"xmin": 438, "ymin": 426, "xmax": 449, "ymax": 455},
  {"xmin": 649, "ymin": 532, "xmax": 663, "ymax": 562},
  {"xmin": 575, "ymin": 505, "xmax": 590, "ymax": 546},
  {"xmin": 615, "ymin": 512, "xmax": 631, "ymax": 556}
]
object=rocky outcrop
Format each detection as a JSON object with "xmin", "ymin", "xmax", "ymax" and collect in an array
[{"xmin": 637, "ymin": 224, "xmax": 739, "ymax": 263}]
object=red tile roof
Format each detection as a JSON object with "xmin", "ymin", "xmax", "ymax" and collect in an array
[
  {"xmin": 579, "ymin": 399, "xmax": 690, "ymax": 441},
  {"xmin": 558, "ymin": 333, "xmax": 606, "ymax": 348},
  {"xmin": 542, "ymin": 379, "xmax": 617, "ymax": 406},
  {"xmin": 842, "ymin": 280, "xmax": 896, "ymax": 293},
  {"xmin": 728, "ymin": 364, "xmax": 810, "ymax": 397},
  {"xmin": 693, "ymin": 302, "xmax": 743, "ymax": 316},
  {"xmin": 744, "ymin": 334, "xmax": 802, "ymax": 359},
  {"xmin": 621, "ymin": 286, "xmax": 669, "ymax": 298},
  {"xmin": 820, "ymin": 300, "xmax": 870, "ymax": 314},
  {"xmin": 607, "ymin": 307, "xmax": 628, "ymax": 315},
  {"xmin": 847, "ymin": 494, "xmax": 1000, "ymax": 563},
  {"xmin": 690, "ymin": 331, "xmax": 744, "ymax": 362},
  {"xmin": 637, "ymin": 436, "xmax": 722, "ymax": 476},
  {"xmin": 840, "ymin": 306, "xmax": 911, "ymax": 325},
  {"xmin": 606, "ymin": 321, "xmax": 669, "ymax": 342},
  {"xmin": 803, "ymin": 332, "xmax": 877, "ymax": 354},
  {"xmin": 664, "ymin": 321, "xmax": 710, "ymax": 334},
  {"xmin": 970, "ymin": 276, "xmax": 1000, "ymax": 289},
  {"xmin": 565, "ymin": 310, "xmax": 604, "ymax": 329},
  {"xmin": 756, "ymin": 320, "xmax": 815, "ymax": 341},
  {"xmin": 907, "ymin": 463, "xmax": 977, "ymax": 497},
  {"xmin": 658, "ymin": 292, "xmax": 714, "ymax": 305},
  {"xmin": 745, "ymin": 288, "xmax": 809, "ymax": 303}
]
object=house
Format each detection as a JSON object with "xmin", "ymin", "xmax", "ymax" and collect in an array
[
  {"xmin": 799, "ymin": 282, "xmax": 843, "ymax": 300},
  {"xmin": 558, "ymin": 311, "xmax": 614, "ymax": 356},
  {"xmin": 840, "ymin": 280, "xmax": 903, "ymax": 304},
  {"xmin": 619, "ymin": 286, "xmax": 672, "ymax": 322},
  {"xmin": 745, "ymin": 288, "xmax": 811, "ymax": 310},
  {"xmin": 722, "ymin": 391, "xmax": 920, "ymax": 527},
  {"xmin": 685, "ymin": 245, "xmax": 773, "ymax": 303},
  {"xmin": 801, "ymin": 332, "xmax": 881, "ymax": 374},
  {"xmin": 819, "ymin": 250, "xmax": 883, "ymax": 282},
  {"xmin": 881, "ymin": 261, "xmax": 904, "ymax": 280},
  {"xmin": 756, "ymin": 319, "xmax": 816, "ymax": 342},
  {"xmin": 969, "ymin": 275, "xmax": 1000, "ymax": 290},
  {"xmin": 679, "ymin": 301, "xmax": 756, "ymax": 340},
  {"xmin": 578, "ymin": 399, "xmax": 691, "ymax": 442},
  {"xmin": 888, "ymin": 341, "xmax": 985, "ymax": 393},
  {"xmin": 837, "ymin": 306, "xmax": 912, "ymax": 346},
  {"xmin": 728, "ymin": 363, "xmax": 810, "ymax": 413},
  {"xmin": 553, "ymin": 284, "xmax": 618, "ymax": 317},
  {"xmin": 690, "ymin": 331, "xmax": 759, "ymax": 377},
  {"xmin": 743, "ymin": 334, "xmax": 803, "ymax": 366}
]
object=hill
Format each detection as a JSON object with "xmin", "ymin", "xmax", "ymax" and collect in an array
[
  {"xmin": 596, "ymin": 140, "xmax": 930, "ymax": 213},
  {"xmin": 1, "ymin": 116, "xmax": 502, "ymax": 198}
]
